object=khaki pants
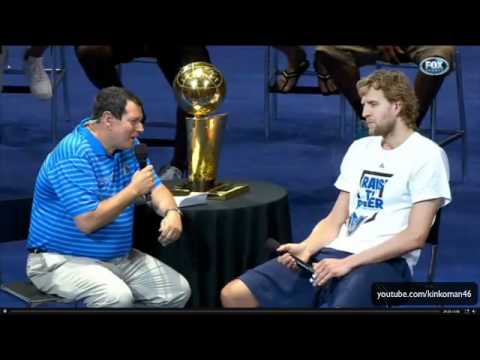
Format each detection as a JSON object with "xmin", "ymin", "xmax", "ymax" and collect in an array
[{"xmin": 26, "ymin": 248, "xmax": 191, "ymax": 308}]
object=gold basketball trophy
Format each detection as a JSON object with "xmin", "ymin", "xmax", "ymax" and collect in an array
[{"xmin": 171, "ymin": 62, "xmax": 249, "ymax": 200}]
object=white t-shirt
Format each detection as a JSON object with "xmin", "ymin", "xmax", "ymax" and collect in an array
[{"xmin": 328, "ymin": 132, "xmax": 451, "ymax": 274}]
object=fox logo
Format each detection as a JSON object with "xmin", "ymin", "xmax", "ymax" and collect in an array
[{"xmin": 419, "ymin": 57, "xmax": 450, "ymax": 76}]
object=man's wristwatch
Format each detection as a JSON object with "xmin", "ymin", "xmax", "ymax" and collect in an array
[{"xmin": 164, "ymin": 208, "xmax": 183, "ymax": 217}]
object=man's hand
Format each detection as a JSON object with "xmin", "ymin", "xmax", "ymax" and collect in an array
[
  {"xmin": 379, "ymin": 46, "xmax": 405, "ymax": 64},
  {"xmin": 74, "ymin": 165, "xmax": 156, "ymax": 234},
  {"xmin": 158, "ymin": 210, "xmax": 182, "ymax": 246},
  {"xmin": 311, "ymin": 258, "xmax": 353, "ymax": 287},
  {"xmin": 129, "ymin": 165, "xmax": 155, "ymax": 196},
  {"xmin": 276, "ymin": 242, "xmax": 311, "ymax": 271}
]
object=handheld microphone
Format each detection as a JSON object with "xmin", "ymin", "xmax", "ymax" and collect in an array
[
  {"xmin": 265, "ymin": 238, "xmax": 314, "ymax": 273},
  {"xmin": 134, "ymin": 143, "xmax": 148, "ymax": 169},
  {"xmin": 134, "ymin": 143, "xmax": 151, "ymax": 202}
]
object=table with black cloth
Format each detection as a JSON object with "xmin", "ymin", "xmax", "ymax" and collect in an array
[{"xmin": 133, "ymin": 180, "xmax": 292, "ymax": 308}]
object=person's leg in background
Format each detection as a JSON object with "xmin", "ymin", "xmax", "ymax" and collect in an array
[
  {"xmin": 316, "ymin": 45, "xmax": 456, "ymax": 127},
  {"xmin": 75, "ymin": 45, "xmax": 125, "ymax": 88},
  {"xmin": 407, "ymin": 46, "xmax": 455, "ymax": 127},
  {"xmin": 273, "ymin": 46, "xmax": 309, "ymax": 92},
  {"xmin": 24, "ymin": 46, "xmax": 53, "ymax": 100},
  {"xmin": 0, "ymin": 45, "xmax": 52, "ymax": 99},
  {"xmin": 315, "ymin": 46, "xmax": 378, "ymax": 119},
  {"xmin": 153, "ymin": 45, "xmax": 211, "ymax": 179}
]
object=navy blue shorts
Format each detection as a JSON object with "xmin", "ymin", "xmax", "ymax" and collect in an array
[{"xmin": 239, "ymin": 248, "xmax": 412, "ymax": 308}]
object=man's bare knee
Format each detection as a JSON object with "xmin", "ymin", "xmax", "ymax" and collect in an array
[{"xmin": 220, "ymin": 279, "xmax": 259, "ymax": 308}]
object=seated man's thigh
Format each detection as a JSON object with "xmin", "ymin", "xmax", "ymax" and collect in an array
[
  {"xmin": 239, "ymin": 257, "xmax": 317, "ymax": 308},
  {"xmin": 316, "ymin": 45, "xmax": 379, "ymax": 68},
  {"xmin": 324, "ymin": 258, "xmax": 411, "ymax": 308},
  {"xmin": 28, "ymin": 253, "xmax": 133, "ymax": 307},
  {"xmin": 406, "ymin": 46, "xmax": 455, "ymax": 67}
]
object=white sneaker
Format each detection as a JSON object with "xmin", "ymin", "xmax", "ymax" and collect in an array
[
  {"xmin": 159, "ymin": 165, "xmax": 183, "ymax": 181},
  {"xmin": 24, "ymin": 56, "xmax": 52, "ymax": 100},
  {"xmin": 0, "ymin": 46, "xmax": 7, "ymax": 93}
]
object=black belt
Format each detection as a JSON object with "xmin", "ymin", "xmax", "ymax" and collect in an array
[{"xmin": 28, "ymin": 248, "xmax": 47, "ymax": 254}]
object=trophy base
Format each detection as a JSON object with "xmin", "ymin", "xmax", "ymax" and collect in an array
[
  {"xmin": 170, "ymin": 181, "xmax": 249, "ymax": 200},
  {"xmin": 207, "ymin": 182, "xmax": 249, "ymax": 200}
]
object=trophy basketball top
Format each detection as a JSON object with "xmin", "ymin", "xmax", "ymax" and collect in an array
[{"xmin": 173, "ymin": 62, "xmax": 226, "ymax": 117}]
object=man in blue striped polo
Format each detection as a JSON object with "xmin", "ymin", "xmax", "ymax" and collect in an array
[{"xmin": 26, "ymin": 86, "xmax": 190, "ymax": 308}]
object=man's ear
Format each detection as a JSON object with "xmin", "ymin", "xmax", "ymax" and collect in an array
[
  {"xmin": 393, "ymin": 101, "xmax": 402, "ymax": 115},
  {"xmin": 101, "ymin": 111, "xmax": 114, "ymax": 129}
]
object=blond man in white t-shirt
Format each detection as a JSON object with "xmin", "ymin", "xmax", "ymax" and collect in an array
[{"xmin": 221, "ymin": 70, "xmax": 451, "ymax": 308}]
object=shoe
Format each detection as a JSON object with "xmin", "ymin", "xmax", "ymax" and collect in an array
[
  {"xmin": 314, "ymin": 62, "xmax": 340, "ymax": 96},
  {"xmin": 0, "ymin": 46, "xmax": 8, "ymax": 93},
  {"xmin": 158, "ymin": 165, "xmax": 183, "ymax": 181},
  {"xmin": 274, "ymin": 59, "xmax": 310, "ymax": 93},
  {"xmin": 24, "ymin": 56, "xmax": 52, "ymax": 100}
]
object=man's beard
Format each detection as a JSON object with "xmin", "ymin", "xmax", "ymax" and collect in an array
[{"xmin": 370, "ymin": 120, "xmax": 395, "ymax": 137}]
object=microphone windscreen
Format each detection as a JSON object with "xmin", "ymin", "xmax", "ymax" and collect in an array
[
  {"xmin": 134, "ymin": 143, "xmax": 148, "ymax": 168},
  {"xmin": 265, "ymin": 238, "xmax": 280, "ymax": 252}
]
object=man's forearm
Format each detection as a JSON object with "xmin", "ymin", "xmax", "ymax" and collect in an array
[
  {"xmin": 303, "ymin": 217, "xmax": 343, "ymax": 257},
  {"xmin": 74, "ymin": 184, "xmax": 139, "ymax": 234},
  {"xmin": 343, "ymin": 229, "xmax": 424, "ymax": 270},
  {"xmin": 344, "ymin": 199, "xmax": 442, "ymax": 270},
  {"xmin": 151, "ymin": 185, "xmax": 178, "ymax": 217}
]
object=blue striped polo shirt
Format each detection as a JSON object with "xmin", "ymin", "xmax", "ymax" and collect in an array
[{"xmin": 27, "ymin": 117, "xmax": 161, "ymax": 260}]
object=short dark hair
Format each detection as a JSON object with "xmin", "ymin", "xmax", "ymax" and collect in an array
[{"xmin": 91, "ymin": 86, "xmax": 146, "ymax": 123}]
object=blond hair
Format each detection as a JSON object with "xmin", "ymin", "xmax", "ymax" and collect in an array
[{"xmin": 357, "ymin": 70, "xmax": 419, "ymax": 129}]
